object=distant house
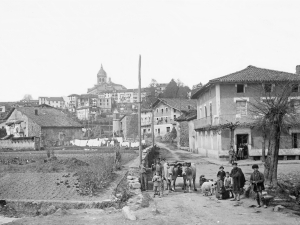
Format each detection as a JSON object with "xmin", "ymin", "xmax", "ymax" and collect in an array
[
  {"xmin": 152, "ymin": 98, "xmax": 197, "ymax": 137},
  {"xmin": 141, "ymin": 109, "xmax": 152, "ymax": 135},
  {"xmin": 67, "ymin": 94, "xmax": 80, "ymax": 112},
  {"xmin": 5, "ymin": 107, "xmax": 83, "ymax": 147},
  {"xmin": 39, "ymin": 97, "xmax": 65, "ymax": 109}
]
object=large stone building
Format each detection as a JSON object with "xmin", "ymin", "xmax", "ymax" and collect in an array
[
  {"xmin": 87, "ymin": 64, "xmax": 126, "ymax": 95},
  {"xmin": 191, "ymin": 65, "xmax": 300, "ymax": 159}
]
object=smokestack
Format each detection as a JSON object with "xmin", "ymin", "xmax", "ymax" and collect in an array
[
  {"xmin": 296, "ymin": 65, "xmax": 300, "ymax": 75},
  {"xmin": 35, "ymin": 109, "xmax": 38, "ymax": 115}
]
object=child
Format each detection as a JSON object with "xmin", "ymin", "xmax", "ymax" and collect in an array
[
  {"xmin": 224, "ymin": 172, "xmax": 234, "ymax": 198},
  {"xmin": 216, "ymin": 175, "xmax": 228, "ymax": 200},
  {"xmin": 217, "ymin": 166, "xmax": 226, "ymax": 181},
  {"xmin": 152, "ymin": 172, "xmax": 162, "ymax": 198},
  {"xmin": 250, "ymin": 164, "xmax": 266, "ymax": 208}
]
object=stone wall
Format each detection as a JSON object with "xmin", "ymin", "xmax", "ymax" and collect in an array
[{"xmin": 0, "ymin": 137, "xmax": 38, "ymax": 151}]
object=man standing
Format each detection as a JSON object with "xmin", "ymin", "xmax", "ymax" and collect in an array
[
  {"xmin": 140, "ymin": 159, "xmax": 149, "ymax": 191},
  {"xmin": 250, "ymin": 164, "xmax": 266, "ymax": 208},
  {"xmin": 230, "ymin": 162, "xmax": 246, "ymax": 201}
]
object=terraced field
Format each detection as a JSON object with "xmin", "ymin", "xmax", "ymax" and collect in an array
[{"xmin": 0, "ymin": 149, "xmax": 137, "ymax": 201}]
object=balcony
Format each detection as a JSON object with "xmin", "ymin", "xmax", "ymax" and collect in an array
[{"xmin": 194, "ymin": 114, "xmax": 255, "ymax": 130}]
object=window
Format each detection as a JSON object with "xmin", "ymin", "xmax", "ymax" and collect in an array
[
  {"xmin": 174, "ymin": 109, "xmax": 176, "ymax": 113},
  {"xmin": 156, "ymin": 118, "xmax": 158, "ymax": 121},
  {"xmin": 143, "ymin": 129, "xmax": 146, "ymax": 133},
  {"xmin": 156, "ymin": 109, "xmax": 158, "ymax": 113},
  {"xmin": 174, "ymin": 115, "xmax": 176, "ymax": 119},
  {"xmin": 167, "ymin": 127, "xmax": 170, "ymax": 132},
  {"xmin": 161, "ymin": 109, "xmax": 163, "ymax": 113},
  {"xmin": 204, "ymin": 106, "xmax": 207, "ymax": 117},
  {"xmin": 199, "ymin": 108, "xmax": 202, "ymax": 118},
  {"xmin": 292, "ymin": 84, "xmax": 299, "ymax": 93},
  {"xmin": 166, "ymin": 108, "xmax": 168, "ymax": 112},
  {"xmin": 290, "ymin": 99, "xmax": 300, "ymax": 113},
  {"xmin": 237, "ymin": 84, "xmax": 244, "ymax": 93},
  {"xmin": 236, "ymin": 101, "xmax": 247, "ymax": 116},
  {"xmin": 292, "ymin": 133, "xmax": 299, "ymax": 148},
  {"xmin": 264, "ymin": 84, "xmax": 272, "ymax": 93},
  {"xmin": 158, "ymin": 128, "xmax": 160, "ymax": 134},
  {"xmin": 148, "ymin": 129, "xmax": 150, "ymax": 132}
]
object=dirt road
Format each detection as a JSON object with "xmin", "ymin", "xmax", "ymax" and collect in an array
[{"xmin": 7, "ymin": 145, "xmax": 300, "ymax": 225}]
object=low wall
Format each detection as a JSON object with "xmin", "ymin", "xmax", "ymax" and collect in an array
[{"xmin": 0, "ymin": 137, "xmax": 38, "ymax": 151}]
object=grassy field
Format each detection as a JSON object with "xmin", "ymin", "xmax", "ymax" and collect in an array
[{"xmin": 0, "ymin": 148, "xmax": 138, "ymax": 200}]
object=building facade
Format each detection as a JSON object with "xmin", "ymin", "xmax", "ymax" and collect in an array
[
  {"xmin": 191, "ymin": 65, "xmax": 300, "ymax": 159},
  {"xmin": 4, "ymin": 107, "xmax": 83, "ymax": 147},
  {"xmin": 39, "ymin": 97, "xmax": 65, "ymax": 109},
  {"xmin": 152, "ymin": 98, "xmax": 196, "ymax": 137}
]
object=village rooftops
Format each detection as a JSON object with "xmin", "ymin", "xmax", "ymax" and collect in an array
[
  {"xmin": 79, "ymin": 94, "xmax": 98, "ymax": 99},
  {"xmin": 15, "ymin": 107, "xmax": 83, "ymax": 128},
  {"xmin": 152, "ymin": 98, "xmax": 197, "ymax": 112},
  {"xmin": 40, "ymin": 97, "xmax": 64, "ymax": 101},
  {"xmin": 191, "ymin": 65, "xmax": 300, "ymax": 99}
]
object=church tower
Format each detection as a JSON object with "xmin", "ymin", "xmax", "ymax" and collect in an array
[{"xmin": 97, "ymin": 64, "xmax": 107, "ymax": 84}]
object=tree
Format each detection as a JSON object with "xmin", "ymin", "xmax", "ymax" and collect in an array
[
  {"xmin": 161, "ymin": 79, "xmax": 191, "ymax": 99},
  {"xmin": 23, "ymin": 94, "xmax": 33, "ymax": 101},
  {"xmin": 192, "ymin": 82, "xmax": 203, "ymax": 90},
  {"xmin": 248, "ymin": 81, "xmax": 300, "ymax": 187},
  {"xmin": 171, "ymin": 127, "xmax": 177, "ymax": 143}
]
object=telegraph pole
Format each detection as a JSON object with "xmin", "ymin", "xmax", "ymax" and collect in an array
[{"xmin": 138, "ymin": 55, "xmax": 142, "ymax": 166}]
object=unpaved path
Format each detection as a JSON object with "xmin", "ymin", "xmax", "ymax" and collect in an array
[{"xmin": 7, "ymin": 145, "xmax": 300, "ymax": 225}]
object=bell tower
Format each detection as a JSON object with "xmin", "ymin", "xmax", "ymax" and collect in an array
[{"xmin": 97, "ymin": 64, "xmax": 107, "ymax": 84}]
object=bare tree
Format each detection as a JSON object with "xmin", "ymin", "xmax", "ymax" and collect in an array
[{"xmin": 248, "ymin": 81, "xmax": 300, "ymax": 187}]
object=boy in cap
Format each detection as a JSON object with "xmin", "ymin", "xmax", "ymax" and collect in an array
[
  {"xmin": 217, "ymin": 166, "xmax": 226, "ymax": 181},
  {"xmin": 250, "ymin": 164, "xmax": 266, "ymax": 208}
]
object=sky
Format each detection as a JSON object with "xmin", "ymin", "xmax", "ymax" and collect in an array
[{"xmin": 1, "ymin": 0, "xmax": 300, "ymax": 101}]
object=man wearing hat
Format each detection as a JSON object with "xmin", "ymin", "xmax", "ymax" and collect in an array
[
  {"xmin": 250, "ymin": 164, "xmax": 266, "ymax": 208},
  {"xmin": 230, "ymin": 162, "xmax": 246, "ymax": 201}
]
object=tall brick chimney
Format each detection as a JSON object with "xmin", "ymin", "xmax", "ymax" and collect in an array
[{"xmin": 296, "ymin": 65, "xmax": 300, "ymax": 75}]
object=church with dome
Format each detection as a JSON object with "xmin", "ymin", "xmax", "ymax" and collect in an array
[{"xmin": 87, "ymin": 64, "xmax": 127, "ymax": 95}]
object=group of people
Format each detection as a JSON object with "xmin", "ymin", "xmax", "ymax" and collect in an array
[
  {"xmin": 215, "ymin": 163, "xmax": 267, "ymax": 208},
  {"xmin": 140, "ymin": 158, "xmax": 165, "ymax": 198},
  {"xmin": 229, "ymin": 144, "xmax": 248, "ymax": 164},
  {"xmin": 140, "ymin": 158, "xmax": 267, "ymax": 208}
]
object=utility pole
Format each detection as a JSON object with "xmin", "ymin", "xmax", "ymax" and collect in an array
[
  {"xmin": 138, "ymin": 55, "xmax": 142, "ymax": 166},
  {"xmin": 151, "ymin": 109, "xmax": 155, "ymax": 147}
]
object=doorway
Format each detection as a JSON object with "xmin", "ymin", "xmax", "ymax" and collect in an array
[{"xmin": 236, "ymin": 134, "xmax": 248, "ymax": 160}]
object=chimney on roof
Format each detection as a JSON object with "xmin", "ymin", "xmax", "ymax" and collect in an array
[
  {"xmin": 35, "ymin": 109, "xmax": 38, "ymax": 115},
  {"xmin": 296, "ymin": 65, "xmax": 300, "ymax": 75}
]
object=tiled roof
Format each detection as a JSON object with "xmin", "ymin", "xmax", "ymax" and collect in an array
[
  {"xmin": 68, "ymin": 94, "xmax": 80, "ymax": 97},
  {"xmin": 15, "ymin": 108, "xmax": 83, "ymax": 128},
  {"xmin": 176, "ymin": 110, "xmax": 197, "ymax": 122},
  {"xmin": 48, "ymin": 97, "xmax": 64, "ymax": 102},
  {"xmin": 210, "ymin": 65, "xmax": 300, "ymax": 83},
  {"xmin": 192, "ymin": 65, "xmax": 300, "ymax": 99},
  {"xmin": 152, "ymin": 98, "xmax": 197, "ymax": 111}
]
